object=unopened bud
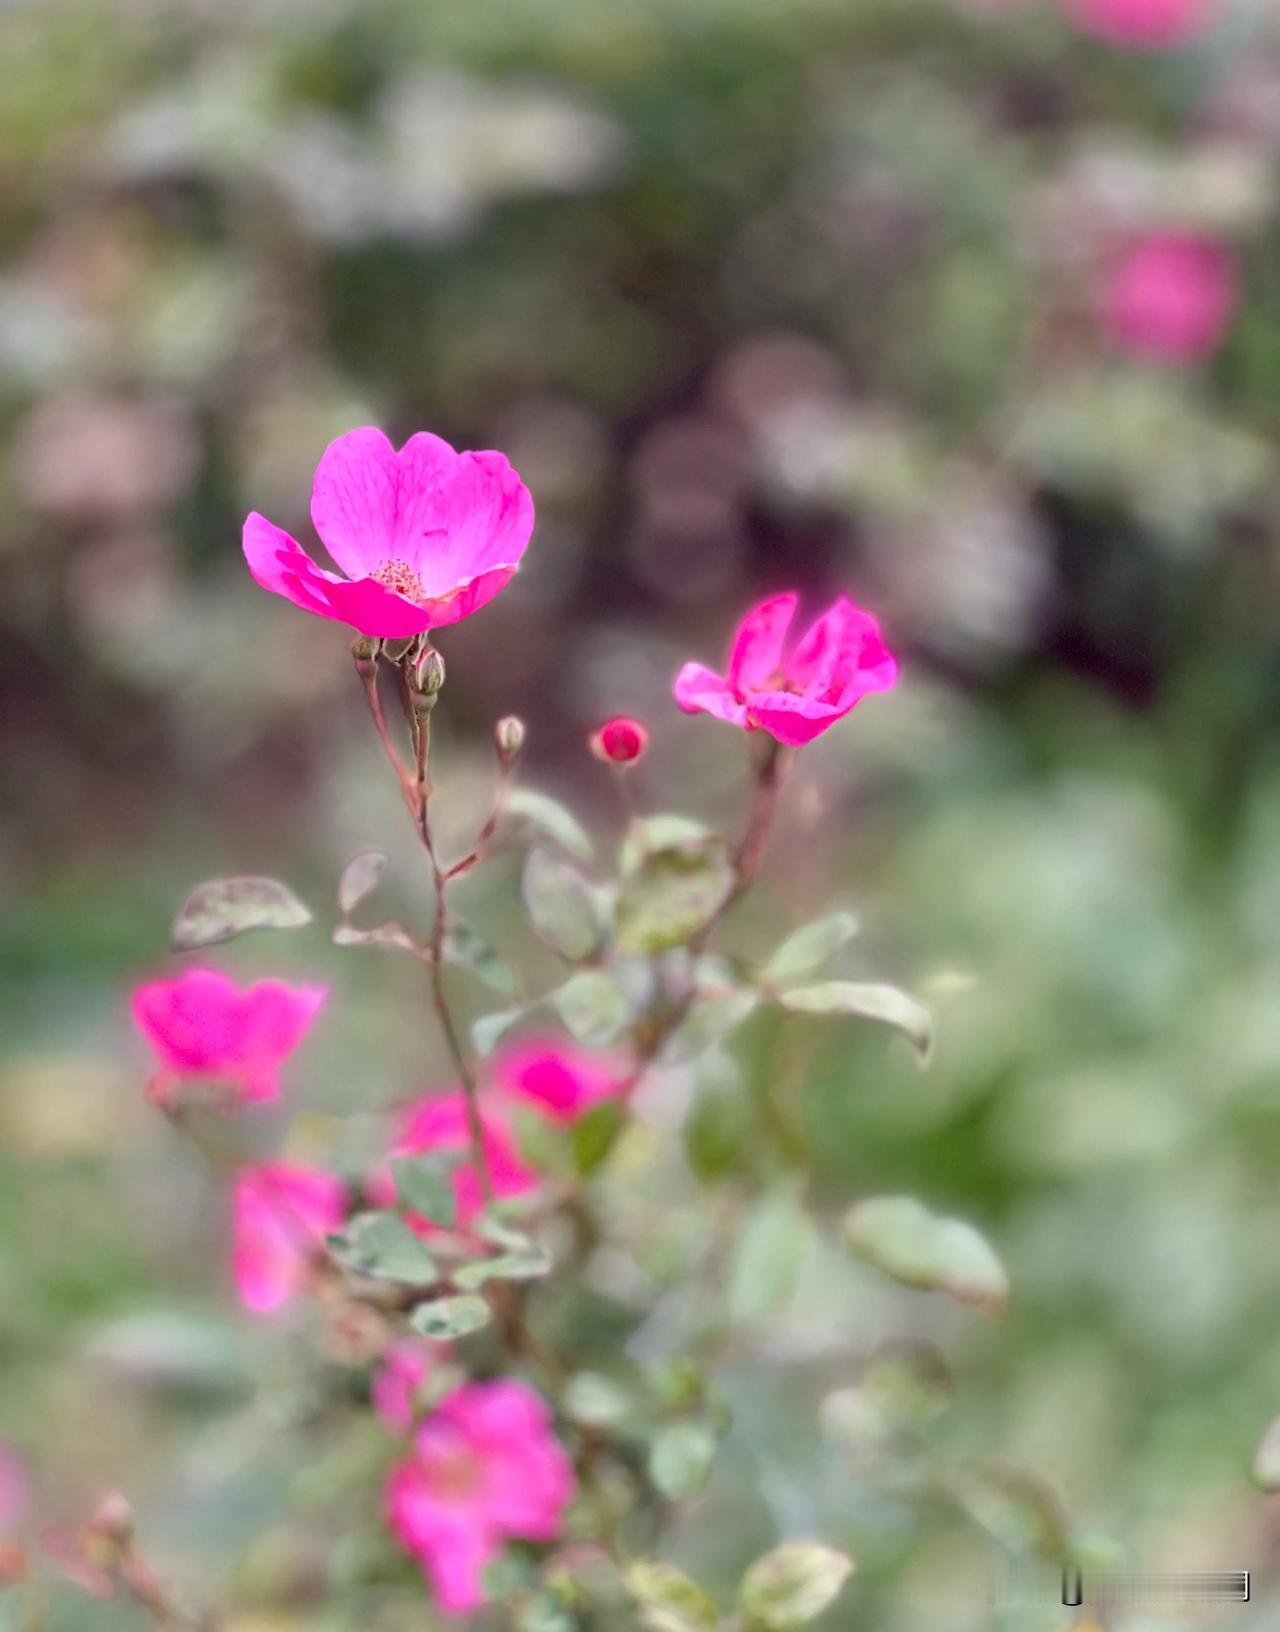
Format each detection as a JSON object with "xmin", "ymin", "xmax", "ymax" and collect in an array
[
  {"xmin": 350, "ymin": 635, "xmax": 378, "ymax": 680},
  {"xmin": 85, "ymin": 1493, "xmax": 135, "ymax": 1566},
  {"xmin": 412, "ymin": 648, "xmax": 446, "ymax": 696},
  {"xmin": 495, "ymin": 715, "xmax": 526, "ymax": 761},
  {"xmin": 590, "ymin": 716, "xmax": 649, "ymax": 766}
]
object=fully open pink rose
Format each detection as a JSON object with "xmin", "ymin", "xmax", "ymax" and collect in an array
[
  {"xmin": 495, "ymin": 1038, "xmax": 626, "ymax": 1123},
  {"xmin": 375, "ymin": 1092, "xmax": 538, "ymax": 1230},
  {"xmin": 674, "ymin": 592, "xmax": 897, "ymax": 746},
  {"xmin": 233, "ymin": 1162, "xmax": 346, "ymax": 1314},
  {"xmin": 1063, "ymin": 0, "xmax": 1213, "ymax": 48},
  {"xmin": 243, "ymin": 427, "xmax": 534, "ymax": 637},
  {"xmin": 387, "ymin": 1379, "xmax": 575, "ymax": 1615},
  {"xmin": 132, "ymin": 967, "xmax": 327, "ymax": 1109},
  {"xmin": 1102, "ymin": 232, "xmax": 1238, "ymax": 363}
]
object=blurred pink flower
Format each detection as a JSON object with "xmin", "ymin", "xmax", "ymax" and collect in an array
[
  {"xmin": 1063, "ymin": 0, "xmax": 1213, "ymax": 48},
  {"xmin": 386, "ymin": 1379, "xmax": 575, "ymax": 1615},
  {"xmin": 495, "ymin": 1038, "xmax": 626, "ymax": 1123},
  {"xmin": 674, "ymin": 592, "xmax": 897, "ymax": 746},
  {"xmin": 0, "ymin": 1446, "xmax": 29, "ymax": 1536},
  {"xmin": 242, "ymin": 427, "xmax": 534, "ymax": 638},
  {"xmin": 233, "ymin": 1163, "xmax": 346, "ymax": 1314},
  {"xmin": 589, "ymin": 715, "xmax": 650, "ymax": 765},
  {"xmin": 1101, "ymin": 232, "xmax": 1239, "ymax": 362},
  {"xmin": 373, "ymin": 1339, "xmax": 445, "ymax": 1433},
  {"xmin": 132, "ymin": 967, "xmax": 327, "ymax": 1109},
  {"xmin": 376, "ymin": 1093, "xmax": 538, "ymax": 1229}
]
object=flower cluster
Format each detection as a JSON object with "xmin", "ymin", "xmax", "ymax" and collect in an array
[{"xmin": 124, "ymin": 425, "xmax": 899, "ymax": 1620}]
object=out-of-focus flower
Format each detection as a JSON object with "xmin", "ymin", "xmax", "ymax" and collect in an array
[
  {"xmin": 131, "ymin": 968, "xmax": 327, "ymax": 1109},
  {"xmin": 0, "ymin": 1446, "xmax": 29, "ymax": 1536},
  {"xmin": 373, "ymin": 1339, "xmax": 446, "ymax": 1433},
  {"xmin": 589, "ymin": 716, "xmax": 650, "ymax": 765},
  {"xmin": 1063, "ymin": 0, "xmax": 1214, "ymax": 50},
  {"xmin": 495, "ymin": 1038, "xmax": 627, "ymax": 1123},
  {"xmin": 386, "ymin": 1379, "xmax": 575, "ymax": 1615},
  {"xmin": 14, "ymin": 393, "xmax": 198, "ymax": 521},
  {"xmin": 376, "ymin": 1093, "xmax": 537, "ymax": 1229},
  {"xmin": 674, "ymin": 593, "xmax": 898, "ymax": 746},
  {"xmin": 233, "ymin": 1163, "xmax": 346, "ymax": 1314},
  {"xmin": 243, "ymin": 427, "xmax": 534, "ymax": 638},
  {"xmin": 1101, "ymin": 232, "xmax": 1238, "ymax": 362}
]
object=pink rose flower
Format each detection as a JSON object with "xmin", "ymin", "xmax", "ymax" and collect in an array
[
  {"xmin": 233, "ymin": 1162, "xmax": 346, "ymax": 1314},
  {"xmin": 131, "ymin": 967, "xmax": 327, "ymax": 1109},
  {"xmin": 373, "ymin": 1339, "xmax": 445, "ymax": 1433},
  {"xmin": 1062, "ymin": 0, "xmax": 1214, "ymax": 48},
  {"xmin": 495, "ymin": 1038, "xmax": 626, "ymax": 1123},
  {"xmin": 1101, "ymin": 232, "xmax": 1238, "ymax": 363},
  {"xmin": 589, "ymin": 716, "xmax": 650, "ymax": 765},
  {"xmin": 386, "ymin": 1379, "xmax": 575, "ymax": 1615},
  {"xmin": 376, "ymin": 1093, "xmax": 538, "ymax": 1230},
  {"xmin": 674, "ymin": 592, "xmax": 897, "ymax": 747},
  {"xmin": 243, "ymin": 427, "xmax": 534, "ymax": 638}
]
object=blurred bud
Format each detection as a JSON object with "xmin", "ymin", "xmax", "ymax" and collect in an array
[
  {"xmin": 590, "ymin": 716, "xmax": 649, "ymax": 766},
  {"xmin": 84, "ymin": 1493, "xmax": 134, "ymax": 1568},
  {"xmin": 495, "ymin": 715, "xmax": 526, "ymax": 761}
]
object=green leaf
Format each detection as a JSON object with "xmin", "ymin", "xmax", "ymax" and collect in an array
[
  {"xmin": 843, "ymin": 1197, "xmax": 1008, "ymax": 1312},
  {"xmin": 443, "ymin": 921, "xmax": 518, "ymax": 994},
  {"xmin": 327, "ymin": 1212, "xmax": 438, "ymax": 1285},
  {"xmin": 563, "ymin": 1371, "xmax": 635, "ymax": 1429},
  {"xmin": 389, "ymin": 1152, "xmax": 458, "ymax": 1228},
  {"xmin": 739, "ymin": 1544, "xmax": 854, "ymax": 1632},
  {"xmin": 619, "ymin": 814, "xmax": 713, "ymax": 875},
  {"xmin": 172, "ymin": 875, "xmax": 311, "ymax": 950},
  {"xmin": 472, "ymin": 1005, "xmax": 527, "ymax": 1056},
  {"xmin": 1254, "ymin": 1417, "xmax": 1280, "ymax": 1491},
  {"xmin": 648, "ymin": 1421, "xmax": 718, "ymax": 1501},
  {"xmin": 409, "ymin": 1294, "xmax": 492, "ymax": 1339},
  {"xmin": 522, "ymin": 847, "xmax": 609, "ymax": 962},
  {"xmin": 455, "ymin": 1242, "xmax": 552, "ymax": 1288},
  {"xmin": 776, "ymin": 981, "xmax": 933, "ymax": 1062},
  {"xmin": 616, "ymin": 835, "xmax": 736, "ymax": 954},
  {"xmin": 664, "ymin": 989, "xmax": 758, "ymax": 1064},
  {"xmin": 761, "ymin": 911, "xmax": 859, "ymax": 985},
  {"xmin": 571, "ymin": 1098, "xmax": 626, "ymax": 1175},
  {"xmin": 333, "ymin": 919, "xmax": 420, "ymax": 954},
  {"xmin": 505, "ymin": 788, "xmax": 595, "ymax": 862},
  {"xmin": 728, "ymin": 1184, "xmax": 815, "ymax": 1325},
  {"xmin": 625, "ymin": 1561, "xmax": 719, "ymax": 1632},
  {"xmin": 338, "ymin": 850, "xmax": 387, "ymax": 915},
  {"xmin": 551, "ymin": 969, "xmax": 631, "ymax": 1047},
  {"xmin": 944, "ymin": 1460, "xmax": 1066, "ymax": 1557}
]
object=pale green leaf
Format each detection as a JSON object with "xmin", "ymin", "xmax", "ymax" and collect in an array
[
  {"xmin": 776, "ymin": 980, "xmax": 933, "ymax": 1062},
  {"xmin": 616, "ymin": 836, "xmax": 735, "ymax": 954},
  {"xmin": 389, "ymin": 1151, "xmax": 458, "ymax": 1228},
  {"xmin": 551, "ymin": 969, "xmax": 631, "ymax": 1047},
  {"xmin": 625, "ymin": 1561, "xmax": 719, "ymax": 1632},
  {"xmin": 648, "ymin": 1421, "xmax": 718, "ymax": 1501},
  {"xmin": 454, "ymin": 1242, "xmax": 552, "ymax": 1288},
  {"xmin": 505, "ymin": 787, "xmax": 595, "ymax": 862},
  {"xmin": 843, "ymin": 1196, "xmax": 1008, "ymax": 1312},
  {"xmin": 338, "ymin": 850, "xmax": 387, "ymax": 915},
  {"xmin": 333, "ymin": 919, "xmax": 420, "ymax": 954},
  {"xmin": 172, "ymin": 875, "xmax": 311, "ymax": 950},
  {"xmin": 761, "ymin": 911, "xmax": 859, "ymax": 985},
  {"xmin": 522, "ymin": 847, "xmax": 609, "ymax": 962},
  {"xmin": 409, "ymin": 1294, "xmax": 492, "ymax": 1340},
  {"xmin": 472, "ymin": 1006, "xmax": 527, "ymax": 1056},
  {"xmin": 728, "ymin": 1184, "xmax": 814, "ymax": 1325},
  {"xmin": 739, "ymin": 1544, "xmax": 854, "ymax": 1632},
  {"xmin": 327, "ymin": 1212, "xmax": 438, "ymax": 1285},
  {"xmin": 443, "ymin": 921, "xmax": 517, "ymax": 993}
]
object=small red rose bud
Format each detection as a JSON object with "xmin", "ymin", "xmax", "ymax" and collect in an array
[
  {"xmin": 590, "ymin": 716, "xmax": 649, "ymax": 766},
  {"xmin": 495, "ymin": 715, "xmax": 526, "ymax": 762}
]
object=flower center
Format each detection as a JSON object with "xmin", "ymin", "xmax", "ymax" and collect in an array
[
  {"xmin": 423, "ymin": 1444, "xmax": 486, "ymax": 1502},
  {"xmin": 372, "ymin": 559, "xmax": 427, "ymax": 602}
]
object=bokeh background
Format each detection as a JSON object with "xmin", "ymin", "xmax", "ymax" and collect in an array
[{"xmin": 5, "ymin": 0, "xmax": 1280, "ymax": 1626}]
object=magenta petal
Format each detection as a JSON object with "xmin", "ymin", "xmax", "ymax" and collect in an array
[
  {"xmin": 673, "ymin": 662, "xmax": 751, "ymax": 728},
  {"xmin": 233, "ymin": 1163, "xmax": 344, "ymax": 1314},
  {"xmin": 745, "ymin": 692, "xmax": 849, "ymax": 746},
  {"xmin": 728, "ymin": 593, "xmax": 798, "ymax": 691},
  {"xmin": 311, "ymin": 428, "xmax": 457, "ymax": 579},
  {"xmin": 414, "ymin": 564, "xmax": 518, "ymax": 630},
  {"xmin": 243, "ymin": 512, "xmax": 438, "ymax": 637},
  {"xmin": 786, "ymin": 596, "xmax": 899, "ymax": 700},
  {"xmin": 413, "ymin": 450, "xmax": 534, "ymax": 597}
]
